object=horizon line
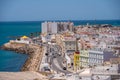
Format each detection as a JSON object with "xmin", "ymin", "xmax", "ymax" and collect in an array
[{"xmin": 0, "ymin": 19, "xmax": 120, "ymax": 22}]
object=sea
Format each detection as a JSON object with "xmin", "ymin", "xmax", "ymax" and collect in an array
[{"xmin": 0, "ymin": 20, "xmax": 120, "ymax": 72}]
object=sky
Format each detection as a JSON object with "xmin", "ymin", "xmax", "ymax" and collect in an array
[{"xmin": 0, "ymin": 0, "xmax": 120, "ymax": 21}]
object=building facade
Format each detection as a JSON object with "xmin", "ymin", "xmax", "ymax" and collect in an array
[
  {"xmin": 64, "ymin": 37, "xmax": 76, "ymax": 52},
  {"xmin": 88, "ymin": 49, "xmax": 104, "ymax": 66},
  {"xmin": 41, "ymin": 21, "xmax": 74, "ymax": 34},
  {"xmin": 41, "ymin": 22, "xmax": 58, "ymax": 34},
  {"xmin": 55, "ymin": 33, "xmax": 76, "ymax": 56},
  {"xmin": 80, "ymin": 50, "xmax": 89, "ymax": 67},
  {"xmin": 88, "ymin": 49, "xmax": 118, "ymax": 67},
  {"xmin": 74, "ymin": 51, "xmax": 80, "ymax": 71},
  {"xmin": 41, "ymin": 21, "xmax": 47, "ymax": 33}
]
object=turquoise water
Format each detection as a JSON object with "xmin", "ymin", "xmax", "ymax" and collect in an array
[
  {"xmin": 0, "ymin": 50, "xmax": 28, "ymax": 71},
  {"xmin": 0, "ymin": 21, "xmax": 41, "ymax": 71},
  {"xmin": 0, "ymin": 20, "xmax": 120, "ymax": 72},
  {"xmin": 73, "ymin": 20, "xmax": 120, "ymax": 26}
]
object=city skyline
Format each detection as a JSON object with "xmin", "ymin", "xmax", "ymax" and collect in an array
[{"xmin": 0, "ymin": 0, "xmax": 120, "ymax": 21}]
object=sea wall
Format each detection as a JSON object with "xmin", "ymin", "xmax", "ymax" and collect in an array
[{"xmin": 1, "ymin": 42, "xmax": 43, "ymax": 71}]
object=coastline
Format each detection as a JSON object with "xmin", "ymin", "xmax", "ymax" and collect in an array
[{"xmin": 1, "ymin": 42, "xmax": 43, "ymax": 71}]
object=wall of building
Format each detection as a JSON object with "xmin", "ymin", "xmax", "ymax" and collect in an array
[
  {"xmin": 41, "ymin": 22, "xmax": 74, "ymax": 34},
  {"xmin": 80, "ymin": 50, "xmax": 89, "ymax": 67},
  {"xmin": 64, "ymin": 41, "xmax": 76, "ymax": 52},
  {"xmin": 41, "ymin": 22, "xmax": 47, "ymax": 33},
  {"xmin": 88, "ymin": 50, "xmax": 104, "ymax": 66}
]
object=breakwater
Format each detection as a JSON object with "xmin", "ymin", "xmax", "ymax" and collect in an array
[{"xmin": 1, "ymin": 42, "xmax": 43, "ymax": 71}]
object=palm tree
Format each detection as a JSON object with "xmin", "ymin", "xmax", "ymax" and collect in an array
[{"xmin": 30, "ymin": 33, "xmax": 34, "ymax": 38}]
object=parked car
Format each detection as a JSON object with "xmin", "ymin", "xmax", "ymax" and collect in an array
[
  {"xmin": 63, "ymin": 67, "xmax": 66, "ymax": 70},
  {"xmin": 44, "ymin": 67, "xmax": 50, "ymax": 71},
  {"xmin": 45, "ymin": 53, "xmax": 48, "ymax": 56}
]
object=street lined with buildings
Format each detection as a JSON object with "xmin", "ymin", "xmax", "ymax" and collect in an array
[
  {"xmin": 4, "ymin": 21, "xmax": 120, "ymax": 80},
  {"xmin": 40, "ymin": 21, "xmax": 120, "ymax": 80}
]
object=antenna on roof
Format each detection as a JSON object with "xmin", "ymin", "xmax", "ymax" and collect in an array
[{"xmin": 75, "ymin": 38, "xmax": 79, "ymax": 52}]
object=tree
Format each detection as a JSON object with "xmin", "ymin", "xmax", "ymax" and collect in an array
[{"xmin": 30, "ymin": 33, "xmax": 34, "ymax": 38}]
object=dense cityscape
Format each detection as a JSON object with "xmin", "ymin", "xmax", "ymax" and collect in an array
[
  {"xmin": 0, "ymin": 0, "xmax": 120, "ymax": 80},
  {"xmin": 2, "ymin": 21, "xmax": 119, "ymax": 80}
]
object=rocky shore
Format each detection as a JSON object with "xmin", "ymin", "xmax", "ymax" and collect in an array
[{"xmin": 1, "ymin": 42, "xmax": 43, "ymax": 71}]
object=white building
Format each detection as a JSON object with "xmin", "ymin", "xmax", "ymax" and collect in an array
[
  {"xmin": 88, "ymin": 48, "xmax": 118, "ymax": 67},
  {"xmin": 41, "ymin": 21, "xmax": 74, "ymax": 34},
  {"xmin": 51, "ymin": 22, "xmax": 58, "ymax": 33},
  {"xmin": 10, "ymin": 36, "xmax": 31, "ymax": 44},
  {"xmin": 91, "ymin": 64, "xmax": 119, "ymax": 75},
  {"xmin": 88, "ymin": 49, "xmax": 104, "ymax": 66},
  {"xmin": 77, "ymin": 64, "xmax": 119, "ymax": 80},
  {"xmin": 63, "ymin": 36, "xmax": 76, "ymax": 52},
  {"xmin": 41, "ymin": 21, "xmax": 47, "ymax": 33},
  {"xmin": 41, "ymin": 22, "xmax": 58, "ymax": 34}
]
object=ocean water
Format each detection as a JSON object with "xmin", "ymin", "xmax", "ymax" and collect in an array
[
  {"xmin": 0, "ymin": 50, "xmax": 28, "ymax": 71},
  {"xmin": 0, "ymin": 21, "xmax": 41, "ymax": 71},
  {"xmin": 0, "ymin": 20, "xmax": 120, "ymax": 72},
  {"xmin": 73, "ymin": 20, "xmax": 120, "ymax": 26}
]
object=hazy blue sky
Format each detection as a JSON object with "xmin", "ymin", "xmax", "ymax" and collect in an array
[{"xmin": 0, "ymin": 0, "xmax": 120, "ymax": 21}]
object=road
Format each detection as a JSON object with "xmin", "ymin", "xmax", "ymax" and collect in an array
[
  {"xmin": 51, "ymin": 57, "xmax": 71, "ymax": 74},
  {"xmin": 40, "ymin": 42, "xmax": 84, "ymax": 74},
  {"xmin": 46, "ymin": 44, "xmax": 71, "ymax": 74}
]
